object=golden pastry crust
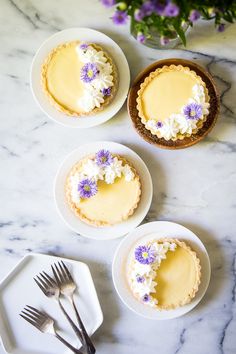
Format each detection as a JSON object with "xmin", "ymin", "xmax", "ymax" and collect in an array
[
  {"xmin": 41, "ymin": 41, "xmax": 118, "ymax": 117},
  {"xmin": 129, "ymin": 238, "xmax": 201, "ymax": 310},
  {"xmin": 65, "ymin": 154, "xmax": 141, "ymax": 227},
  {"xmin": 136, "ymin": 65, "xmax": 210, "ymax": 141}
]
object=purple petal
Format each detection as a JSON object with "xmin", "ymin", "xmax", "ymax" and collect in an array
[
  {"xmin": 111, "ymin": 10, "xmax": 128, "ymax": 25},
  {"xmin": 164, "ymin": 2, "xmax": 180, "ymax": 17}
]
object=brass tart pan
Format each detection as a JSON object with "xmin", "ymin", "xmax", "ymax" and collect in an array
[{"xmin": 127, "ymin": 58, "xmax": 220, "ymax": 149}]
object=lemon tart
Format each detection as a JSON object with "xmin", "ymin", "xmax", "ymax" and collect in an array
[
  {"xmin": 137, "ymin": 65, "xmax": 210, "ymax": 141},
  {"xmin": 65, "ymin": 150, "xmax": 141, "ymax": 227},
  {"xmin": 129, "ymin": 238, "xmax": 201, "ymax": 309},
  {"xmin": 41, "ymin": 41, "xmax": 117, "ymax": 116}
]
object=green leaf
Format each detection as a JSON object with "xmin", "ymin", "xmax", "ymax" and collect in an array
[{"xmin": 173, "ymin": 23, "xmax": 186, "ymax": 46}]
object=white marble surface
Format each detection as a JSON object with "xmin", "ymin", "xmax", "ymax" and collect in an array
[{"xmin": 0, "ymin": 1, "xmax": 236, "ymax": 353}]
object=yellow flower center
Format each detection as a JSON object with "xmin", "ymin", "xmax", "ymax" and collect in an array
[
  {"xmin": 87, "ymin": 69, "xmax": 94, "ymax": 78},
  {"xmin": 84, "ymin": 185, "xmax": 91, "ymax": 192},
  {"xmin": 190, "ymin": 110, "xmax": 196, "ymax": 117},
  {"xmin": 142, "ymin": 252, "xmax": 148, "ymax": 259}
]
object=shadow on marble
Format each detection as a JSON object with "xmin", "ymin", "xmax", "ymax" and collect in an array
[
  {"xmin": 98, "ymin": 27, "xmax": 147, "ymax": 80},
  {"xmin": 122, "ymin": 142, "xmax": 166, "ymax": 221},
  {"xmin": 180, "ymin": 222, "xmax": 226, "ymax": 315}
]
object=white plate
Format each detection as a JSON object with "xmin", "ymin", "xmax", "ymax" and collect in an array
[
  {"xmin": 0, "ymin": 253, "xmax": 103, "ymax": 354},
  {"xmin": 30, "ymin": 27, "xmax": 130, "ymax": 128},
  {"xmin": 112, "ymin": 221, "xmax": 211, "ymax": 320},
  {"xmin": 54, "ymin": 141, "xmax": 153, "ymax": 240}
]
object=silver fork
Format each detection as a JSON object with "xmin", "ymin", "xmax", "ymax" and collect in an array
[
  {"xmin": 20, "ymin": 305, "xmax": 83, "ymax": 354},
  {"xmin": 52, "ymin": 261, "xmax": 96, "ymax": 354},
  {"xmin": 34, "ymin": 271, "xmax": 84, "ymax": 347}
]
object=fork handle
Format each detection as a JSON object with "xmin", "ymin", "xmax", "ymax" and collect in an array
[
  {"xmin": 55, "ymin": 332, "xmax": 83, "ymax": 354},
  {"xmin": 57, "ymin": 299, "xmax": 84, "ymax": 344},
  {"xmin": 71, "ymin": 295, "xmax": 96, "ymax": 354}
]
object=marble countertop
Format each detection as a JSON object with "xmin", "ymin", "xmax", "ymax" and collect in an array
[{"xmin": 1, "ymin": 1, "xmax": 236, "ymax": 353}]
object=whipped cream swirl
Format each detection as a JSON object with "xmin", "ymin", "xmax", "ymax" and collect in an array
[
  {"xmin": 70, "ymin": 151, "xmax": 135, "ymax": 205},
  {"xmin": 76, "ymin": 43, "xmax": 114, "ymax": 112},
  {"xmin": 129, "ymin": 241, "xmax": 177, "ymax": 308},
  {"xmin": 144, "ymin": 83, "xmax": 210, "ymax": 140}
]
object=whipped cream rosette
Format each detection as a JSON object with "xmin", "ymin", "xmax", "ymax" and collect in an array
[
  {"xmin": 137, "ymin": 65, "xmax": 210, "ymax": 141},
  {"xmin": 65, "ymin": 150, "xmax": 141, "ymax": 227},
  {"xmin": 41, "ymin": 41, "xmax": 118, "ymax": 116},
  {"xmin": 128, "ymin": 238, "xmax": 201, "ymax": 310}
]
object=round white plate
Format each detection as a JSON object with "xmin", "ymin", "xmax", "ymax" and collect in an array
[
  {"xmin": 30, "ymin": 27, "xmax": 130, "ymax": 128},
  {"xmin": 54, "ymin": 141, "xmax": 153, "ymax": 240},
  {"xmin": 112, "ymin": 221, "xmax": 211, "ymax": 320}
]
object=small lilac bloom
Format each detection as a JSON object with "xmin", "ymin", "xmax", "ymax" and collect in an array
[
  {"xmin": 135, "ymin": 245, "xmax": 156, "ymax": 265},
  {"xmin": 153, "ymin": 3, "xmax": 165, "ymax": 16},
  {"xmin": 164, "ymin": 2, "xmax": 180, "ymax": 17},
  {"xmin": 79, "ymin": 43, "xmax": 89, "ymax": 50},
  {"xmin": 184, "ymin": 102, "xmax": 203, "ymax": 120},
  {"xmin": 218, "ymin": 23, "xmax": 225, "ymax": 32},
  {"xmin": 95, "ymin": 149, "xmax": 113, "ymax": 167},
  {"xmin": 160, "ymin": 36, "xmax": 170, "ymax": 46},
  {"xmin": 81, "ymin": 63, "xmax": 99, "ymax": 83},
  {"xmin": 134, "ymin": 9, "xmax": 145, "ymax": 22},
  {"xmin": 111, "ymin": 10, "xmax": 128, "ymax": 25},
  {"xmin": 156, "ymin": 121, "xmax": 163, "ymax": 128},
  {"xmin": 136, "ymin": 276, "xmax": 145, "ymax": 283},
  {"xmin": 141, "ymin": 1, "xmax": 154, "ymax": 16},
  {"xmin": 101, "ymin": 0, "xmax": 116, "ymax": 8},
  {"xmin": 102, "ymin": 87, "xmax": 112, "ymax": 96},
  {"xmin": 137, "ymin": 33, "xmax": 146, "ymax": 44},
  {"xmin": 78, "ymin": 179, "xmax": 97, "ymax": 199},
  {"xmin": 142, "ymin": 294, "xmax": 151, "ymax": 302},
  {"xmin": 189, "ymin": 9, "xmax": 201, "ymax": 22}
]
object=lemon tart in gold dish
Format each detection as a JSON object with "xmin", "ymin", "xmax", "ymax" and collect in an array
[
  {"xmin": 128, "ymin": 238, "xmax": 201, "ymax": 310},
  {"xmin": 41, "ymin": 41, "xmax": 117, "ymax": 116},
  {"xmin": 136, "ymin": 64, "xmax": 210, "ymax": 141},
  {"xmin": 65, "ymin": 150, "xmax": 141, "ymax": 227}
]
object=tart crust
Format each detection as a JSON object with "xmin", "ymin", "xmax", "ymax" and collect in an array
[
  {"xmin": 136, "ymin": 65, "xmax": 210, "ymax": 141},
  {"xmin": 129, "ymin": 238, "xmax": 201, "ymax": 310},
  {"xmin": 41, "ymin": 41, "xmax": 118, "ymax": 117},
  {"xmin": 65, "ymin": 154, "xmax": 141, "ymax": 227}
]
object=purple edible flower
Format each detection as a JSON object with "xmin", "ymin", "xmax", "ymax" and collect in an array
[
  {"xmin": 136, "ymin": 276, "xmax": 145, "ymax": 283},
  {"xmin": 156, "ymin": 121, "xmax": 163, "ymax": 128},
  {"xmin": 102, "ymin": 87, "xmax": 112, "ymax": 96},
  {"xmin": 78, "ymin": 179, "xmax": 97, "ymax": 199},
  {"xmin": 164, "ymin": 2, "xmax": 180, "ymax": 17},
  {"xmin": 137, "ymin": 33, "xmax": 146, "ymax": 44},
  {"xmin": 142, "ymin": 294, "xmax": 151, "ymax": 302},
  {"xmin": 111, "ymin": 10, "xmax": 128, "ymax": 25},
  {"xmin": 101, "ymin": 0, "xmax": 116, "ymax": 7},
  {"xmin": 95, "ymin": 149, "xmax": 113, "ymax": 167},
  {"xmin": 153, "ymin": 3, "xmax": 165, "ymax": 16},
  {"xmin": 184, "ymin": 102, "xmax": 203, "ymax": 120},
  {"xmin": 141, "ymin": 1, "xmax": 154, "ymax": 16},
  {"xmin": 218, "ymin": 23, "xmax": 225, "ymax": 32},
  {"xmin": 81, "ymin": 63, "xmax": 99, "ymax": 83},
  {"xmin": 160, "ymin": 36, "xmax": 170, "ymax": 46},
  {"xmin": 135, "ymin": 245, "xmax": 156, "ymax": 265},
  {"xmin": 134, "ymin": 9, "xmax": 145, "ymax": 22},
  {"xmin": 189, "ymin": 9, "xmax": 201, "ymax": 22},
  {"xmin": 79, "ymin": 43, "xmax": 89, "ymax": 50}
]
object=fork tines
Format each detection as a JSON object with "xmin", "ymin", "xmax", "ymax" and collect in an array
[
  {"xmin": 20, "ymin": 305, "xmax": 47, "ymax": 329},
  {"xmin": 51, "ymin": 261, "xmax": 74, "ymax": 285}
]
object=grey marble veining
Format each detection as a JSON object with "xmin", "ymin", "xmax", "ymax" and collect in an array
[{"xmin": 0, "ymin": 0, "xmax": 236, "ymax": 353}]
